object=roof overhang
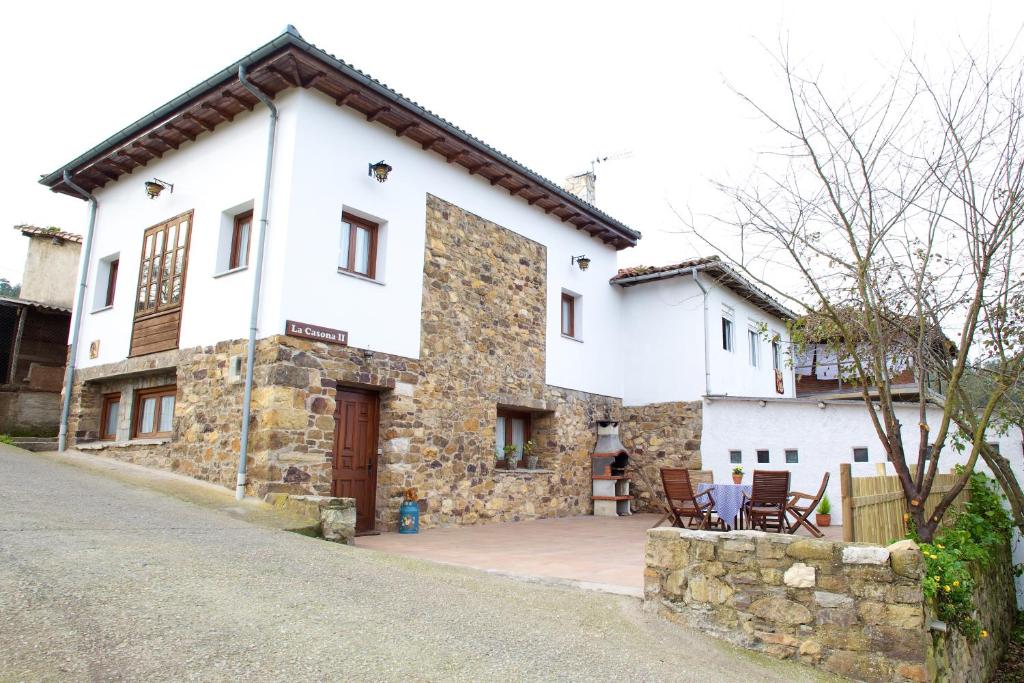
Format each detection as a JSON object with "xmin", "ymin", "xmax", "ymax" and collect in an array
[
  {"xmin": 39, "ymin": 28, "xmax": 639, "ymax": 250},
  {"xmin": 611, "ymin": 258, "xmax": 796, "ymax": 321}
]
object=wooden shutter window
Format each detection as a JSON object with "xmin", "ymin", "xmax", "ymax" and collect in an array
[
  {"xmin": 105, "ymin": 259, "xmax": 119, "ymax": 307},
  {"xmin": 339, "ymin": 212, "xmax": 378, "ymax": 278},
  {"xmin": 229, "ymin": 210, "xmax": 252, "ymax": 270},
  {"xmin": 133, "ymin": 385, "xmax": 177, "ymax": 438},
  {"xmin": 561, "ymin": 293, "xmax": 575, "ymax": 337},
  {"xmin": 130, "ymin": 211, "xmax": 192, "ymax": 357}
]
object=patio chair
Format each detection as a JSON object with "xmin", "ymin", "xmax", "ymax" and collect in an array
[
  {"xmin": 741, "ymin": 470, "xmax": 791, "ymax": 532},
  {"xmin": 785, "ymin": 472, "xmax": 830, "ymax": 537},
  {"xmin": 660, "ymin": 468, "xmax": 724, "ymax": 531}
]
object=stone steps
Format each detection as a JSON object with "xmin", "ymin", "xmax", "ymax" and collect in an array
[{"xmin": 10, "ymin": 437, "xmax": 59, "ymax": 452}]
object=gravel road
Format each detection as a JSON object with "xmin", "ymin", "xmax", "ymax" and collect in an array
[{"xmin": 0, "ymin": 445, "xmax": 832, "ymax": 682}]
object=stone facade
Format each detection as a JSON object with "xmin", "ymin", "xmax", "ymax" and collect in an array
[
  {"xmin": 68, "ymin": 195, "xmax": 621, "ymax": 531},
  {"xmin": 620, "ymin": 401, "xmax": 702, "ymax": 511},
  {"xmin": 645, "ymin": 527, "xmax": 930, "ymax": 682}
]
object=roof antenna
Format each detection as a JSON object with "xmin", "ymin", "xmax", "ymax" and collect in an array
[{"xmin": 588, "ymin": 149, "xmax": 633, "ymax": 175}]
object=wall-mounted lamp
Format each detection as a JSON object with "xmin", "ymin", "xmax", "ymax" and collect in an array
[
  {"xmin": 144, "ymin": 178, "xmax": 174, "ymax": 199},
  {"xmin": 571, "ymin": 255, "xmax": 591, "ymax": 271},
  {"xmin": 368, "ymin": 160, "xmax": 392, "ymax": 183},
  {"xmin": 817, "ymin": 401, "xmax": 827, "ymax": 410},
  {"xmin": 758, "ymin": 400, "xmax": 767, "ymax": 408},
  {"xmin": 362, "ymin": 348, "xmax": 375, "ymax": 359}
]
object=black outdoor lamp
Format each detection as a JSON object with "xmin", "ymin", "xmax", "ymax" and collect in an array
[
  {"xmin": 368, "ymin": 160, "xmax": 392, "ymax": 183},
  {"xmin": 144, "ymin": 178, "xmax": 173, "ymax": 199},
  {"xmin": 571, "ymin": 255, "xmax": 591, "ymax": 271}
]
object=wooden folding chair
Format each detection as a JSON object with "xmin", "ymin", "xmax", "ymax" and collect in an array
[
  {"xmin": 786, "ymin": 472, "xmax": 830, "ymax": 537},
  {"xmin": 661, "ymin": 468, "xmax": 724, "ymax": 531},
  {"xmin": 742, "ymin": 470, "xmax": 791, "ymax": 532}
]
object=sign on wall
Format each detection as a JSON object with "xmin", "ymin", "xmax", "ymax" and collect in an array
[{"xmin": 285, "ymin": 320, "xmax": 349, "ymax": 346}]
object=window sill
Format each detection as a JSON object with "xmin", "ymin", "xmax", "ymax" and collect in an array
[
  {"xmin": 493, "ymin": 468, "xmax": 554, "ymax": 478},
  {"xmin": 214, "ymin": 266, "xmax": 249, "ymax": 279},
  {"xmin": 337, "ymin": 268, "xmax": 384, "ymax": 286},
  {"xmin": 561, "ymin": 334, "xmax": 583, "ymax": 344},
  {"xmin": 77, "ymin": 437, "xmax": 171, "ymax": 451},
  {"xmin": 91, "ymin": 305, "xmax": 113, "ymax": 314}
]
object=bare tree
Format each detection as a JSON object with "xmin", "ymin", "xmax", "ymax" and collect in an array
[{"xmin": 684, "ymin": 40, "xmax": 1024, "ymax": 541}]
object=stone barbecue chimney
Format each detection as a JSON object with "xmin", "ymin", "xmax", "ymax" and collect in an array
[{"xmin": 564, "ymin": 171, "xmax": 596, "ymax": 205}]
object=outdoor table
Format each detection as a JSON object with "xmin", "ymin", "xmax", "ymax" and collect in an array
[{"xmin": 697, "ymin": 482, "xmax": 752, "ymax": 530}]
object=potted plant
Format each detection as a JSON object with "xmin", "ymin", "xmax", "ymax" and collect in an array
[
  {"xmin": 398, "ymin": 487, "xmax": 420, "ymax": 534},
  {"xmin": 503, "ymin": 443, "xmax": 519, "ymax": 470},
  {"xmin": 732, "ymin": 466, "xmax": 744, "ymax": 484},
  {"xmin": 523, "ymin": 439, "xmax": 538, "ymax": 470},
  {"xmin": 816, "ymin": 494, "xmax": 832, "ymax": 527}
]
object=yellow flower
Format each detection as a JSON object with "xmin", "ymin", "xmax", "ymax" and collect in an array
[
  {"xmin": 930, "ymin": 554, "xmax": 938, "ymax": 560},
  {"xmin": 952, "ymin": 580, "xmax": 960, "ymax": 587},
  {"xmin": 944, "ymin": 585, "xmax": 951, "ymax": 592},
  {"xmin": 936, "ymin": 544, "xmax": 944, "ymax": 549},
  {"xmin": 934, "ymin": 576, "xmax": 941, "ymax": 582},
  {"xmin": 981, "ymin": 630, "xmax": 989, "ymax": 638}
]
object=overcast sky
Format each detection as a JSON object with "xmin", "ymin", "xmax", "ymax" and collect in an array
[{"xmin": 2, "ymin": 0, "xmax": 1022, "ymax": 285}]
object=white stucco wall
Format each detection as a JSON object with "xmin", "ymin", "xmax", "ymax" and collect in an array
[
  {"xmin": 20, "ymin": 236, "xmax": 81, "ymax": 309},
  {"xmin": 620, "ymin": 274, "xmax": 794, "ymax": 405}
]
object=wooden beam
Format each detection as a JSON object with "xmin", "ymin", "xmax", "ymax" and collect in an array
[
  {"xmin": 107, "ymin": 158, "xmax": 134, "ymax": 174},
  {"xmin": 222, "ymin": 90, "xmax": 255, "ymax": 111},
  {"xmin": 304, "ymin": 71, "xmax": 326, "ymax": 88},
  {"xmin": 396, "ymin": 122, "xmax": 420, "ymax": 137},
  {"xmin": 545, "ymin": 203, "xmax": 566, "ymax": 215},
  {"xmin": 92, "ymin": 166, "xmax": 119, "ymax": 181},
  {"xmin": 445, "ymin": 150, "xmax": 469, "ymax": 164},
  {"xmin": 366, "ymin": 106, "xmax": 390, "ymax": 122},
  {"xmin": 183, "ymin": 113, "xmax": 215, "ymax": 132},
  {"xmin": 335, "ymin": 90, "xmax": 359, "ymax": 106},
  {"xmin": 528, "ymin": 193, "xmax": 549, "ymax": 206},
  {"xmin": 120, "ymin": 149, "xmax": 149, "ymax": 165},
  {"xmin": 490, "ymin": 173, "xmax": 511, "ymax": 186},
  {"xmin": 167, "ymin": 123, "xmax": 197, "ymax": 142},
  {"xmin": 151, "ymin": 132, "xmax": 179, "ymax": 150},
  {"xmin": 561, "ymin": 211, "xmax": 580, "ymax": 223},
  {"xmin": 267, "ymin": 64, "xmax": 298, "ymax": 87},
  {"xmin": 422, "ymin": 136, "xmax": 446, "ymax": 151},
  {"xmin": 468, "ymin": 161, "xmax": 492, "ymax": 176},
  {"xmin": 509, "ymin": 184, "xmax": 530, "ymax": 197},
  {"xmin": 287, "ymin": 58, "xmax": 304, "ymax": 88},
  {"xmin": 203, "ymin": 102, "xmax": 235, "ymax": 122},
  {"xmin": 137, "ymin": 142, "xmax": 164, "ymax": 159}
]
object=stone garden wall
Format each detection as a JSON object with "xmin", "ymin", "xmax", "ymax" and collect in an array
[
  {"xmin": 620, "ymin": 400, "xmax": 702, "ymax": 512},
  {"xmin": 644, "ymin": 527, "xmax": 1018, "ymax": 682}
]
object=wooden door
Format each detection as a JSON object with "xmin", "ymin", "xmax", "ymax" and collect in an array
[{"xmin": 332, "ymin": 389, "xmax": 379, "ymax": 532}]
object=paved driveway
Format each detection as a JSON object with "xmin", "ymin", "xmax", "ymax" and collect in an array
[{"xmin": 0, "ymin": 445, "xmax": 831, "ymax": 682}]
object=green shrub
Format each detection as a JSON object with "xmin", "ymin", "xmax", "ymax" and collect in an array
[
  {"xmin": 911, "ymin": 471, "xmax": 1015, "ymax": 639},
  {"xmin": 0, "ymin": 434, "xmax": 13, "ymax": 445},
  {"xmin": 818, "ymin": 494, "xmax": 831, "ymax": 515}
]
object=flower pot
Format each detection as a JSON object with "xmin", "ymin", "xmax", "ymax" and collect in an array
[
  {"xmin": 732, "ymin": 474, "xmax": 743, "ymax": 484},
  {"xmin": 506, "ymin": 457, "xmax": 519, "ymax": 470},
  {"xmin": 526, "ymin": 455, "xmax": 539, "ymax": 470},
  {"xmin": 816, "ymin": 513, "xmax": 831, "ymax": 527}
]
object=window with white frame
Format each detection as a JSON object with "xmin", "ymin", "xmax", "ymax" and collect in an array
[
  {"xmin": 772, "ymin": 337, "xmax": 782, "ymax": 370},
  {"xmin": 729, "ymin": 450, "xmax": 742, "ymax": 464},
  {"xmin": 757, "ymin": 449, "xmax": 770, "ymax": 463},
  {"xmin": 215, "ymin": 202, "xmax": 255, "ymax": 275},
  {"xmin": 722, "ymin": 306, "xmax": 734, "ymax": 352},
  {"xmin": 748, "ymin": 328, "xmax": 760, "ymax": 367},
  {"xmin": 785, "ymin": 449, "xmax": 799, "ymax": 464},
  {"xmin": 92, "ymin": 254, "xmax": 120, "ymax": 311}
]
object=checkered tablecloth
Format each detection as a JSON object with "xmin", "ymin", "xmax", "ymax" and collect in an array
[{"xmin": 697, "ymin": 482, "xmax": 752, "ymax": 530}]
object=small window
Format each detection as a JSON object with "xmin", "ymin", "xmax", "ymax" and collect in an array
[
  {"xmin": 722, "ymin": 318, "xmax": 734, "ymax": 352},
  {"xmin": 100, "ymin": 393, "xmax": 120, "ymax": 440},
  {"xmin": 748, "ymin": 329, "xmax": 759, "ymax": 367},
  {"xmin": 772, "ymin": 339, "xmax": 782, "ymax": 371},
  {"xmin": 561, "ymin": 293, "xmax": 576, "ymax": 338},
  {"xmin": 340, "ymin": 212, "xmax": 378, "ymax": 278},
  {"xmin": 134, "ymin": 385, "xmax": 176, "ymax": 438},
  {"xmin": 853, "ymin": 447, "xmax": 869, "ymax": 463},
  {"xmin": 229, "ymin": 210, "xmax": 252, "ymax": 270},
  {"xmin": 785, "ymin": 449, "xmax": 798, "ymax": 464},
  {"xmin": 729, "ymin": 450, "xmax": 742, "ymax": 464},
  {"xmin": 105, "ymin": 259, "xmax": 119, "ymax": 307},
  {"xmin": 756, "ymin": 449, "xmax": 770, "ymax": 464},
  {"xmin": 496, "ymin": 409, "xmax": 531, "ymax": 462}
]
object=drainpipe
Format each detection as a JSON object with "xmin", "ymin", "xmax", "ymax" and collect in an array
[
  {"xmin": 58, "ymin": 171, "xmax": 99, "ymax": 451},
  {"xmin": 235, "ymin": 64, "xmax": 278, "ymax": 500},
  {"xmin": 691, "ymin": 267, "xmax": 712, "ymax": 397}
]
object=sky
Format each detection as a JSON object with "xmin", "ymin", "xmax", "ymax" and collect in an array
[{"xmin": 2, "ymin": 0, "xmax": 1023, "ymax": 285}]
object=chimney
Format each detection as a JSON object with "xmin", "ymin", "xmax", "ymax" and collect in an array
[{"xmin": 564, "ymin": 171, "xmax": 596, "ymax": 205}]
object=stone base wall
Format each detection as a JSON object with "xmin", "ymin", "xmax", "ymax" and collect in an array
[
  {"xmin": 645, "ymin": 528, "xmax": 931, "ymax": 682},
  {"xmin": 0, "ymin": 388, "xmax": 61, "ymax": 436},
  {"xmin": 620, "ymin": 401, "xmax": 702, "ymax": 511},
  {"xmin": 927, "ymin": 541, "xmax": 1017, "ymax": 683}
]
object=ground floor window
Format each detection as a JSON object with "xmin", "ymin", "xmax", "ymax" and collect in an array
[
  {"xmin": 496, "ymin": 409, "xmax": 531, "ymax": 461},
  {"xmin": 100, "ymin": 393, "xmax": 120, "ymax": 440},
  {"xmin": 756, "ymin": 449, "xmax": 770, "ymax": 464},
  {"xmin": 729, "ymin": 450, "xmax": 742, "ymax": 464},
  {"xmin": 134, "ymin": 385, "xmax": 176, "ymax": 438},
  {"xmin": 785, "ymin": 449, "xmax": 798, "ymax": 464},
  {"xmin": 853, "ymin": 447, "xmax": 868, "ymax": 462}
]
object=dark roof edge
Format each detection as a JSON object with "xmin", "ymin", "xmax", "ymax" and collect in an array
[
  {"xmin": 612, "ymin": 259, "xmax": 797, "ymax": 321},
  {"xmin": 39, "ymin": 29, "xmax": 640, "ymax": 245}
]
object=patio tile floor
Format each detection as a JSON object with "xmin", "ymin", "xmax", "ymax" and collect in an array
[{"xmin": 357, "ymin": 514, "xmax": 845, "ymax": 596}]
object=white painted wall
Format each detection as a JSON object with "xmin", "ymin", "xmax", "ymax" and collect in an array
[
  {"xmin": 280, "ymin": 89, "xmax": 625, "ymax": 397},
  {"xmin": 620, "ymin": 273, "xmax": 794, "ymax": 405},
  {"xmin": 21, "ymin": 236, "xmax": 80, "ymax": 309}
]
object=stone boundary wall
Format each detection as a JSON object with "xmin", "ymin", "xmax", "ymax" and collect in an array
[
  {"xmin": 620, "ymin": 401, "xmax": 702, "ymax": 512},
  {"xmin": 645, "ymin": 527, "xmax": 1018, "ymax": 682}
]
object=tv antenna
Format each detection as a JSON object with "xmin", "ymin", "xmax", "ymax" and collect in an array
[{"xmin": 589, "ymin": 150, "xmax": 633, "ymax": 174}]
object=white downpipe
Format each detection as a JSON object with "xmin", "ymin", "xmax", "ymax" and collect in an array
[
  {"xmin": 691, "ymin": 267, "xmax": 712, "ymax": 397},
  {"xmin": 235, "ymin": 65, "xmax": 278, "ymax": 501},
  {"xmin": 57, "ymin": 171, "xmax": 99, "ymax": 451}
]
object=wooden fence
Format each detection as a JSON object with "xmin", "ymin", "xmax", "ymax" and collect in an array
[{"xmin": 839, "ymin": 463, "xmax": 969, "ymax": 545}]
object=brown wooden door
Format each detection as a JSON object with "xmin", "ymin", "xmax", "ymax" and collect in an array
[{"xmin": 332, "ymin": 389, "xmax": 379, "ymax": 532}]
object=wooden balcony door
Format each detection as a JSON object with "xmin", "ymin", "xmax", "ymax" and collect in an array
[{"xmin": 332, "ymin": 389, "xmax": 379, "ymax": 532}]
